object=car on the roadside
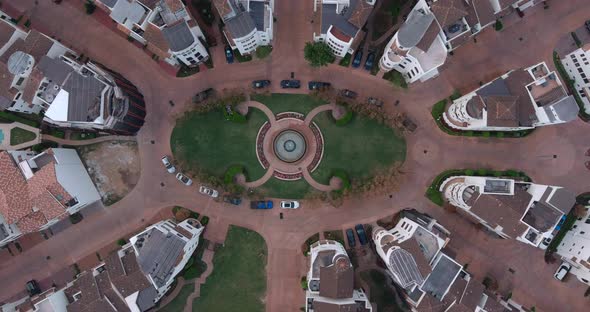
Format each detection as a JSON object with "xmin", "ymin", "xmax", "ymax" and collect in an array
[
  {"xmin": 193, "ymin": 88, "xmax": 215, "ymax": 103},
  {"xmin": 225, "ymin": 46, "xmax": 234, "ymax": 64},
  {"xmin": 199, "ymin": 186, "xmax": 219, "ymax": 198},
  {"xmin": 308, "ymin": 81, "xmax": 331, "ymax": 91},
  {"xmin": 352, "ymin": 51, "xmax": 363, "ymax": 68},
  {"xmin": 223, "ymin": 195, "xmax": 242, "ymax": 205},
  {"xmin": 250, "ymin": 200, "xmax": 273, "ymax": 209},
  {"xmin": 540, "ymin": 234, "xmax": 554, "ymax": 250},
  {"xmin": 554, "ymin": 262, "xmax": 572, "ymax": 281},
  {"xmin": 339, "ymin": 89, "xmax": 358, "ymax": 99},
  {"xmin": 175, "ymin": 173, "xmax": 193, "ymax": 186},
  {"xmin": 364, "ymin": 52, "xmax": 375, "ymax": 71},
  {"xmin": 26, "ymin": 280, "xmax": 41, "ymax": 297},
  {"xmin": 346, "ymin": 228, "xmax": 356, "ymax": 248},
  {"xmin": 367, "ymin": 97, "xmax": 383, "ymax": 107},
  {"xmin": 585, "ymin": 20, "xmax": 590, "ymax": 32},
  {"xmin": 280, "ymin": 80, "xmax": 301, "ymax": 88},
  {"xmin": 355, "ymin": 224, "xmax": 368, "ymax": 245},
  {"xmin": 555, "ymin": 215, "xmax": 567, "ymax": 231},
  {"xmin": 161, "ymin": 156, "xmax": 176, "ymax": 173},
  {"xmin": 252, "ymin": 80, "xmax": 271, "ymax": 89},
  {"xmin": 280, "ymin": 201, "xmax": 300, "ymax": 209}
]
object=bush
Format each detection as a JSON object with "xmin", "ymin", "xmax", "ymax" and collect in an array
[
  {"xmin": 201, "ymin": 216, "xmax": 210, "ymax": 225},
  {"xmin": 32, "ymin": 142, "xmax": 58, "ymax": 153},
  {"xmin": 494, "ymin": 19, "xmax": 503, "ymax": 31},
  {"xmin": 449, "ymin": 90, "xmax": 462, "ymax": 101},
  {"xmin": 334, "ymin": 110, "xmax": 353, "ymax": 126},
  {"xmin": 300, "ymin": 276, "xmax": 308, "ymax": 290},
  {"xmin": 0, "ymin": 111, "xmax": 40, "ymax": 127},
  {"xmin": 464, "ymin": 169, "xmax": 475, "ymax": 176},
  {"xmin": 331, "ymin": 169, "xmax": 351, "ymax": 192},
  {"xmin": 496, "ymin": 132, "xmax": 505, "ymax": 138},
  {"xmin": 224, "ymin": 165, "xmax": 245, "ymax": 184},
  {"xmin": 255, "ymin": 46, "xmax": 272, "ymax": 59},
  {"xmin": 339, "ymin": 53, "xmax": 351, "ymax": 67},
  {"xmin": 49, "ymin": 128, "xmax": 65, "ymax": 139},
  {"xmin": 117, "ymin": 238, "xmax": 127, "ymax": 246},
  {"xmin": 233, "ymin": 50, "xmax": 252, "ymax": 63},
  {"xmin": 85, "ymin": 1, "xmax": 96, "ymax": 15},
  {"xmin": 425, "ymin": 188, "xmax": 444, "ymax": 206},
  {"xmin": 476, "ymin": 169, "xmax": 488, "ymax": 176},
  {"xmin": 383, "ymin": 70, "xmax": 408, "ymax": 89},
  {"xmin": 482, "ymin": 131, "xmax": 490, "ymax": 138},
  {"xmin": 69, "ymin": 213, "xmax": 83, "ymax": 224},
  {"xmin": 431, "ymin": 100, "xmax": 447, "ymax": 118},
  {"xmin": 304, "ymin": 42, "xmax": 335, "ymax": 67}
]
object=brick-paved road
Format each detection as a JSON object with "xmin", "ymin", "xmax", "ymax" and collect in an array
[{"xmin": 1, "ymin": 0, "xmax": 590, "ymax": 311}]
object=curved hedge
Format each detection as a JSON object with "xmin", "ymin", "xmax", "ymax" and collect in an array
[
  {"xmin": 224, "ymin": 165, "xmax": 246, "ymax": 184},
  {"xmin": 331, "ymin": 169, "xmax": 351, "ymax": 193},
  {"xmin": 335, "ymin": 110, "xmax": 353, "ymax": 126}
]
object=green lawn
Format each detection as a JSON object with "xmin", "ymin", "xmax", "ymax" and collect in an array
[
  {"xmin": 10, "ymin": 127, "xmax": 37, "ymax": 145},
  {"xmin": 311, "ymin": 112, "xmax": 406, "ymax": 184},
  {"xmin": 360, "ymin": 269, "xmax": 410, "ymax": 312},
  {"xmin": 251, "ymin": 93, "xmax": 326, "ymax": 115},
  {"xmin": 256, "ymin": 177, "xmax": 314, "ymax": 199},
  {"xmin": 255, "ymin": 46, "xmax": 272, "ymax": 59},
  {"xmin": 192, "ymin": 226, "xmax": 267, "ymax": 312},
  {"xmin": 171, "ymin": 108, "xmax": 268, "ymax": 181},
  {"xmin": 160, "ymin": 283, "xmax": 195, "ymax": 312}
]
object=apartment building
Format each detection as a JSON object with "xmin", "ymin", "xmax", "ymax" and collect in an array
[
  {"xmin": 96, "ymin": 0, "xmax": 209, "ymax": 67},
  {"xmin": 0, "ymin": 149, "xmax": 100, "ymax": 247},
  {"xmin": 444, "ymin": 62, "xmax": 579, "ymax": 131},
  {"xmin": 213, "ymin": 0, "xmax": 274, "ymax": 55},
  {"xmin": 440, "ymin": 176, "xmax": 576, "ymax": 247},
  {"xmin": 1, "ymin": 218, "xmax": 205, "ymax": 312},
  {"xmin": 313, "ymin": 0, "xmax": 375, "ymax": 58},
  {"xmin": 556, "ymin": 205, "xmax": 590, "ymax": 286},
  {"xmin": 372, "ymin": 209, "xmax": 512, "ymax": 311},
  {"xmin": 379, "ymin": 0, "xmax": 545, "ymax": 83},
  {"xmin": 305, "ymin": 240, "xmax": 373, "ymax": 312},
  {"xmin": 560, "ymin": 43, "xmax": 590, "ymax": 114}
]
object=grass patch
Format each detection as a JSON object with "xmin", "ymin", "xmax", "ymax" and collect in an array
[
  {"xmin": 255, "ymin": 46, "xmax": 272, "ymax": 59},
  {"xmin": 257, "ymin": 177, "xmax": 313, "ymax": 199},
  {"xmin": 553, "ymin": 51, "xmax": 590, "ymax": 120},
  {"xmin": 0, "ymin": 111, "xmax": 40, "ymax": 127},
  {"xmin": 192, "ymin": 226, "xmax": 267, "ymax": 312},
  {"xmin": 233, "ymin": 50, "xmax": 252, "ymax": 63},
  {"xmin": 383, "ymin": 70, "xmax": 408, "ymax": 89},
  {"xmin": 339, "ymin": 53, "xmax": 351, "ymax": 67},
  {"xmin": 10, "ymin": 127, "xmax": 37, "ymax": 145},
  {"xmin": 361, "ymin": 269, "xmax": 410, "ymax": 312},
  {"xmin": 425, "ymin": 169, "xmax": 531, "ymax": 206},
  {"xmin": 177, "ymin": 64, "xmax": 200, "ymax": 77},
  {"xmin": 324, "ymin": 230, "xmax": 345, "ymax": 246},
  {"xmin": 160, "ymin": 283, "xmax": 195, "ymax": 312}
]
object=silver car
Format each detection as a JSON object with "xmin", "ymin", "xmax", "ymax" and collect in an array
[
  {"xmin": 175, "ymin": 173, "xmax": 192, "ymax": 186},
  {"xmin": 161, "ymin": 156, "xmax": 176, "ymax": 173},
  {"xmin": 199, "ymin": 186, "xmax": 219, "ymax": 198}
]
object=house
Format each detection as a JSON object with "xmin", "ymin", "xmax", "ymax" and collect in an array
[
  {"xmin": 440, "ymin": 176, "xmax": 576, "ymax": 247},
  {"xmin": 560, "ymin": 43, "xmax": 590, "ymax": 114},
  {"xmin": 556, "ymin": 205, "xmax": 590, "ymax": 286},
  {"xmin": 379, "ymin": 0, "xmax": 544, "ymax": 83},
  {"xmin": 305, "ymin": 240, "xmax": 373, "ymax": 312},
  {"xmin": 0, "ymin": 218, "xmax": 205, "ymax": 312},
  {"xmin": 212, "ymin": 0, "xmax": 274, "ymax": 55},
  {"xmin": 372, "ymin": 209, "xmax": 519, "ymax": 311},
  {"xmin": 95, "ymin": 0, "xmax": 209, "ymax": 67},
  {"xmin": 0, "ymin": 149, "xmax": 101, "ymax": 247},
  {"xmin": 313, "ymin": 0, "xmax": 375, "ymax": 58},
  {"xmin": 443, "ymin": 62, "xmax": 579, "ymax": 131}
]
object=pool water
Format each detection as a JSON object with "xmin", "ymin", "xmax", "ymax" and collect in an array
[{"xmin": 0, "ymin": 129, "xmax": 4, "ymax": 144}]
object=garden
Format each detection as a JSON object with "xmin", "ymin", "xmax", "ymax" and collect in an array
[{"xmin": 171, "ymin": 93, "xmax": 406, "ymax": 199}]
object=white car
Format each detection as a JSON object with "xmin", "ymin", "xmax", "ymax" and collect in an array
[
  {"xmin": 161, "ymin": 156, "xmax": 176, "ymax": 173},
  {"xmin": 554, "ymin": 262, "xmax": 571, "ymax": 281},
  {"xmin": 175, "ymin": 173, "xmax": 192, "ymax": 186},
  {"xmin": 280, "ymin": 201, "xmax": 300, "ymax": 209},
  {"xmin": 539, "ymin": 234, "xmax": 554, "ymax": 250},
  {"xmin": 199, "ymin": 186, "xmax": 219, "ymax": 198}
]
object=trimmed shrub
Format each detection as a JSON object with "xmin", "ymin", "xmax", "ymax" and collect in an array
[
  {"xmin": 335, "ymin": 110, "xmax": 353, "ymax": 126},
  {"xmin": 496, "ymin": 132, "xmax": 505, "ymax": 138},
  {"xmin": 85, "ymin": 1, "xmax": 97, "ymax": 15},
  {"xmin": 117, "ymin": 238, "xmax": 127, "ymax": 246},
  {"xmin": 255, "ymin": 45, "xmax": 272, "ymax": 59},
  {"xmin": 431, "ymin": 100, "xmax": 447, "ymax": 118},
  {"xmin": 482, "ymin": 131, "xmax": 491, "ymax": 138},
  {"xmin": 494, "ymin": 19, "xmax": 503, "ymax": 31},
  {"xmin": 339, "ymin": 53, "xmax": 351, "ymax": 67},
  {"xmin": 476, "ymin": 169, "xmax": 488, "ymax": 176},
  {"xmin": 224, "ymin": 165, "xmax": 245, "ymax": 184},
  {"xmin": 201, "ymin": 216, "xmax": 210, "ymax": 225},
  {"xmin": 69, "ymin": 213, "xmax": 83, "ymax": 224},
  {"xmin": 464, "ymin": 169, "xmax": 475, "ymax": 176}
]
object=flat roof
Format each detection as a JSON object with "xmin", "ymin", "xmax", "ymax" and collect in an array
[
  {"xmin": 162, "ymin": 21, "xmax": 195, "ymax": 52},
  {"xmin": 135, "ymin": 228, "xmax": 186, "ymax": 288},
  {"xmin": 321, "ymin": 2, "xmax": 360, "ymax": 38},
  {"xmin": 421, "ymin": 254, "xmax": 461, "ymax": 300}
]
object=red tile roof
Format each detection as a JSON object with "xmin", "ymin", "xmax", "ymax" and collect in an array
[
  {"xmin": 0, "ymin": 152, "xmax": 31, "ymax": 224},
  {"xmin": 164, "ymin": 0, "xmax": 184, "ymax": 13},
  {"xmin": 212, "ymin": 0, "xmax": 233, "ymax": 18},
  {"xmin": 347, "ymin": 0, "xmax": 373, "ymax": 29},
  {"xmin": 0, "ymin": 21, "xmax": 15, "ymax": 49}
]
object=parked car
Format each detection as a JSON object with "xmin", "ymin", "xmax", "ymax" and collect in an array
[
  {"xmin": 308, "ymin": 81, "xmax": 331, "ymax": 91},
  {"xmin": 554, "ymin": 262, "xmax": 572, "ymax": 281},
  {"xmin": 26, "ymin": 280, "xmax": 41, "ymax": 297},
  {"xmin": 193, "ymin": 88, "xmax": 215, "ymax": 103},
  {"xmin": 250, "ymin": 200, "xmax": 273, "ymax": 209},
  {"xmin": 161, "ymin": 156, "xmax": 176, "ymax": 173},
  {"xmin": 280, "ymin": 201, "xmax": 300, "ymax": 209},
  {"xmin": 352, "ymin": 51, "xmax": 363, "ymax": 68},
  {"xmin": 540, "ymin": 234, "xmax": 554, "ymax": 250},
  {"xmin": 354, "ymin": 224, "xmax": 368, "ymax": 245},
  {"xmin": 555, "ymin": 215, "xmax": 567, "ymax": 231},
  {"xmin": 364, "ymin": 52, "xmax": 375, "ymax": 71},
  {"xmin": 339, "ymin": 89, "xmax": 358, "ymax": 99},
  {"xmin": 346, "ymin": 228, "xmax": 356, "ymax": 248},
  {"xmin": 402, "ymin": 115, "xmax": 417, "ymax": 132},
  {"xmin": 199, "ymin": 186, "xmax": 219, "ymax": 198},
  {"xmin": 223, "ymin": 195, "xmax": 242, "ymax": 205},
  {"xmin": 224, "ymin": 46, "xmax": 234, "ymax": 64},
  {"xmin": 280, "ymin": 80, "xmax": 301, "ymax": 88},
  {"xmin": 585, "ymin": 20, "xmax": 590, "ymax": 32},
  {"xmin": 367, "ymin": 97, "xmax": 383, "ymax": 107},
  {"xmin": 175, "ymin": 173, "xmax": 192, "ymax": 186},
  {"xmin": 252, "ymin": 80, "xmax": 271, "ymax": 89}
]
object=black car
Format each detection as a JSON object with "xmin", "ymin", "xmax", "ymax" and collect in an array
[
  {"xmin": 280, "ymin": 80, "xmax": 301, "ymax": 89},
  {"xmin": 252, "ymin": 80, "xmax": 271, "ymax": 89},
  {"xmin": 352, "ymin": 51, "xmax": 363, "ymax": 68},
  {"xmin": 26, "ymin": 280, "xmax": 41, "ymax": 297},
  {"xmin": 355, "ymin": 224, "xmax": 368, "ymax": 245},
  {"xmin": 364, "ymin": 52, "xmax": 375, "ymax": 71},
  {"xmin": 308, "ymin": 81, "xmax": 331, "ymax": 90},
  {"xmin": 223, "ymin": 195, "xmax": 242, "ymax": 205},
  {"xmin": 367, "ymin": 97, "xmax": 383, "ymax": 107},
  {"xmin": 346, "ymin": 229, "xmax": 356, "ymax": 248},
  {"xmin": 193, "ymin": 88, "xmax": 215, "ymax": 103},
  {"xmin": 586, "ymin": 20, "xmax": 590, "ymax": 32},
  {"xmin": 339, "ymin": 89, "xmax": 358, "ymax": 99},
  {"xmin": 224, "ymin": 46, "xmax": 234, "ymax": 64}
]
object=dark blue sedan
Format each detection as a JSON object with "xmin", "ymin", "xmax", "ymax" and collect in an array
[{"xmin": 225, "ymin": 46, "xmax": 234, "ymax": 64}]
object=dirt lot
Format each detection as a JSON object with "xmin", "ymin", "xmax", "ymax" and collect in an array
[{"xmin": 77, "ymin": 141, "xmax": 140, "ymax": 206}]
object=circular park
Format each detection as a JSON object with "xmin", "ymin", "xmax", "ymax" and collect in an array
[{"xmin": 170, "ymin": 94, "xmax": 407, "ymax": 199}]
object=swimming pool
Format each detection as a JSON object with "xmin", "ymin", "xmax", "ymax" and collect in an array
[{"xmin": 0, "ymin": 129, "xmax": 4, "ymax": 144}]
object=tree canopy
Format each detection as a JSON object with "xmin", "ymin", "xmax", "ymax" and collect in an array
[{"xmin": 304, "ymin": 42, "xmax": 335, "ymax": 67}]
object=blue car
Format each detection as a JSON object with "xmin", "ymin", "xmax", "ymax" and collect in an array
[
  {"xmin": 346, "ymin": 229, "xmax": 356, "ymax": 248},
  {"xmin": 355, "ymin": 224, "xmax": 368, "ymax": 245},
  {"xmin": 555, "ymin": 215, "xmax": 567, "ymax": 231},
  {"xmin": 225, "ymin": 46, "xmax": 234, "ymax": 64},
  {"xmin": 364, "ymin": 52, "xmax": 375, "ymax": 71},
  {"xmin": 352, "ymin": 51, "xmax": 363, "ymax": 68},
  {"xmin": 250, "ymin": 200, "xmax": 273, "ymax": 209}
]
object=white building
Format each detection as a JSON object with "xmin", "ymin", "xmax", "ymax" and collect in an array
[
  {"xmin": 0, "ymin": 149, "xmax": 101, "ymax": 247},
  {"xmin": 1, "ymin": 218, "xmax": 205, "ymax": 312},
  {"xmin": 313, "ymin": 0, "xmax": 375, "ymax": 58},
  {"xmin": 213, "ymin": 0, "xmax": 274, "ymax": 55},
  {"xmin": 557, "ymin": 205, "xmax": 590, "ymax": 286},
  {"xmin": 444, "ymin": 62, "xmax": 579, "ymax": 131},
  {"xmin": 96, "ymin": 0, "xmax": 209, "ymax": 67},
  {"xmin": 440, "ymin": 176, "xmax": 576, "ymax": 247},
  {"xmin": 379, "ymin": 0, "xmax": 544, "ymax": 84},
  {"xmin": 305, "ymin": 240, "xmax": 372, "ymax": 312},
  {"xmin": 372, "ymin": 209, "xmax": 510, "ymax": 311},
  {"xmin": 560, "ymin": 43, "xmax": 590, "ymax": 114}
]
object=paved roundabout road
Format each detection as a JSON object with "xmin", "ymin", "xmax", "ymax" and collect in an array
[{"xmin": 1, "ymin": 0, "xmax": 590, "ymax": 311}]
